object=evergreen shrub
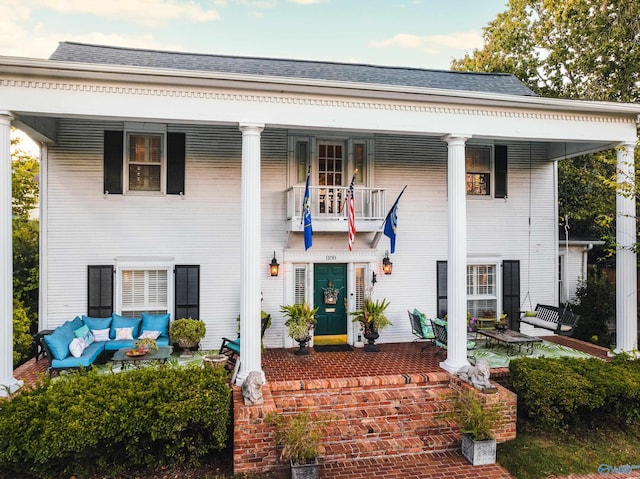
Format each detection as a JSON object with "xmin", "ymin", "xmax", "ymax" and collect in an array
[
  {"xmin": 0, "ymin": 365, "xmax": 231, "ymax": 478},
  {"xmin": 510, "ymin": 356, "xmax": 640, "ymax": 432}
]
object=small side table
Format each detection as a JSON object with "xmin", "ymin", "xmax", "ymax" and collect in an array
[{"xmin": 34, "ymin": 330, "xmax": 54, "ymax": 362}]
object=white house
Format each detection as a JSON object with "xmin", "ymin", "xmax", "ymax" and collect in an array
[{"xmin": 0, "ymin": 42, "xmax": 637, "ymax": 394}]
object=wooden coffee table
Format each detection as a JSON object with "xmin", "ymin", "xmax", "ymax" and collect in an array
[
  {"xmin": 477, "ymin": 329, "xmax": 542, "ymax": 356},
  {"xmin": 112, "ymin": 346, "xmax": 173, "ymax": 369}
]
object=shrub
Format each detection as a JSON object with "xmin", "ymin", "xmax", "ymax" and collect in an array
[
  {"xmin": 510, "ymin": 357, "xmax": 640, "ymax": 432},
  {"xmin": 0, "ymin": 365, "xmax": 231, "ymax": 478},
  {"xmin": 13, "ymin": 297, "xmax": 33, "ymax": 367},
  {"xmin": 571, "ymin": 266, "xmax": 615, "ymax": 347}
]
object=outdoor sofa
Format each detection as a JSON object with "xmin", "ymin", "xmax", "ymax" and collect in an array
[{"xmin": 40, "ymin": 312, "xmax": 171, "ymax": 374}]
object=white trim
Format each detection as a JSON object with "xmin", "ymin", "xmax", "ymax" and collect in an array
[
  {"xmin": 3, "ymin": 56, "xmax": 640, "ymax": 117},
  {"xmin": 38, "ymin": 142, "xmax": 48, "ymax": 331},
  {"xmin": 114, "ymin": 258, "xmax": 175, "ymax": 316}
]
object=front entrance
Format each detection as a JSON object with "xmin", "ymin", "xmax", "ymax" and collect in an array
[{"xmin": 314, "ymin": 263, "xmax": 348, "ymax": 343}]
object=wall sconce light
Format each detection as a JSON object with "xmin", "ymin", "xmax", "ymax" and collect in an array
[
  {"xmin": 270, "ymin": 251, "xmax": 280, "ymax": 277},
  {"xmin": 382, "ymin": 251, "xmax": 393, "ymax": 275}
]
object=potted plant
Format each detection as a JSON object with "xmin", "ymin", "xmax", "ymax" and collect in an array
[
  {"xmin": 169, "ymin": 318, "xmax": 206, "ymax": 357},
  {"xmin": 266, "ymin": 410, "xmax": 331, "ymax": 479},
  {"xmin": 447, "ymin": 388, "xmax": 501, "ymax": 465},
  {"xmin": 133, "ymin": 337, "xmax": 158, "ymax": 353},
  {"xmin": 349, "ymin": 297, "xmax": 392, "ymax": 352},
  {"xmin": 280, "ymin": 302, "xmax": 318, "ymax": 355}
]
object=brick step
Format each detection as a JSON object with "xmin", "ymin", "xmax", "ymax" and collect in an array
[
  {"xmin": 322, "ymin": 433, "xmax": 459, "ymax": 462},
  {"xmin": 323, "ymin": 417, "xmax": 457, "ymax": 441},
  {"xmin": 271, "ymin": 385, "xmax": 454, "ymax": 412}
]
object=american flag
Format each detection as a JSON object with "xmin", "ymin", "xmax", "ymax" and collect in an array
[{"xmin": 346, "ymin": 173, "xmax": 356, "ymax": 251}]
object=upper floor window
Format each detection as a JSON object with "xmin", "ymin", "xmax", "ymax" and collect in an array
[
  {"xmin": 465, "ymin": 144, "xmax": 508, "ymax": 198},
  {"xmin": 466, "ymin": 146, "xmax": 491, "ymax": 196},
  {"xmin": 126, "ymin": 133, "xmax": 164, "ymax": 193}
]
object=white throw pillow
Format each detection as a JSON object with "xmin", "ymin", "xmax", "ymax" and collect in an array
[
  {"xmin": 69, "ymin": 337, "xmax": 88, "ymax": 358},
  {"xmin": 138, "ymin": 330, "xmax": 161, "ymax": 340},
  {"xmin": 115, "ymin": 327, "xmax": 134, "ymax": 340},
  {"xmin": 92, "ymin": 328, "xmax": 110, "ymax": 342}
]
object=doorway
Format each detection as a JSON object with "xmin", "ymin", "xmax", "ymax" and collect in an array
[{"xmin": 313, "ymin": 263, "xmax": 348, "ymax": 343}]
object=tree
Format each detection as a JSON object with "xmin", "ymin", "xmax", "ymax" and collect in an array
[
  {"xmin": 452, "ymin": 0, "xmax": 640, "ymax": 255},
  {"xmin": 10, "ymin": 130, "xmax": 39, "ymax": 365}
]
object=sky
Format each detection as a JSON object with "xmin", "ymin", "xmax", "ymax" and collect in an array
[{"xmin": 0, "ymin": 0, "xmax": 510, "ymax": 71}]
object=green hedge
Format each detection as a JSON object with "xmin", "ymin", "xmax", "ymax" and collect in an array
[
  {"xmin": 0, "ymin": 365, "xmax": 231, "ymax": 478},
  {"xmin": 510, "ymin": 356, "xmax": 640, "ymax": 432}
]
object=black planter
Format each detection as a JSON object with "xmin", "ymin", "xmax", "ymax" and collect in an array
[
  {"xmin": 295, "ymin": 338, "xmax": 311, "ymax": 355},
  {"xmin": 363, "ymin": 329, "xmax": 380, "ymax": 352}
]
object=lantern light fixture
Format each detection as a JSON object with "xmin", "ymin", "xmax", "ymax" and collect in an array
[
  {"xmin": 270, "ymin": 251, "xmax": 280, "ymax": 277},
  {"xmin": 382, "ymin": 251, "xmax": 393, "ymax": 275}
]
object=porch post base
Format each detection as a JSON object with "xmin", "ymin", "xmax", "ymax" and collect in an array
[
  {"xmin": 0, "ymin": 377, "xmax": 23, "ymax": 397},
  {"xmin": 440, "ymin": 359, "xmax": 470, "ymax": 375}
]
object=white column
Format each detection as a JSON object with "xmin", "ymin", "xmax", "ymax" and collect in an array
[
  {"xmin": 0, "ymin": 112, "xmax": 23, "ymax": 396},
  {"xmin": 236, "ymin": 123, "xmax": 265, "ymax": 386},
  {"xmin": 441, "ymin": 134, "xmax": 471, "ymax": 373},
  {"xmin": 615, "ymin": 142, "xmax": 637, "ymax": 353}
]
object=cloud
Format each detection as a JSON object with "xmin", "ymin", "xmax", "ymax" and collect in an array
[
  {"xmin": 288, "ymin": 0, "xmax": 327, "ymax": 4},
  {"xmin": 27, "ymin": 0, "xmax": 220, "ymax": 26},
  {"xmin": 369, "ymin": 31, "xmax": 484, "ymax": 55},
  {"xmin": 236, "ymin": 0, "xmax": 277, "ymax": 8}
]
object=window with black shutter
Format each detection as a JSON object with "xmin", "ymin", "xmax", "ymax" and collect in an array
[
  {"xmin": 87, "ymin": 265, "xmax": 114, "ymax": 317},
  {"xmin": 175, "ymin": 265, "xmax": 200, "ymax": 320},
  {"xmin": 495, "ymin": 145, "xmax": 508, "ymax": 198},
  {"xmin": 103, "ymin": 130, "xmax": 185, "ymax": 195},
  {"xmin": 436, "ymin": 261, "xmax": 447, "ymax": 318}
]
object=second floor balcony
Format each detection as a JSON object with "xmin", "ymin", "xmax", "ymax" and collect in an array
[{"xmin": 286, "ymin": 185, "xmax": 387, "ymax": 233}]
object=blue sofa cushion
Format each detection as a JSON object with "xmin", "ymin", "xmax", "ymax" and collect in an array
[
  {"xmin": 69, "ymin": 316, "xmax": 84, "ymax": 331},
  {"xmin": 82, "ymin": 315, "xmax": 112, "ymax": 332},
  {"xmin": 44, "ymin": 323, "xmax": 75, "ymax": 360},
  {"xmin": 50, "ymin": 342, "xmax": 105, "ymax": 369},
  {"xmin": 74, "ymin": 324, "xmax": 95, "ymax": 345},
  {"xmin": 141, "ymin": 312, "xmax": 170, "ymax": 336},
  {"xmin": 110, "ymin": 313, "xmax": 142, "ymax": 339},
  {"xmin": 104, "ymin": 335, "xmax": 170, "ymax": 351}
]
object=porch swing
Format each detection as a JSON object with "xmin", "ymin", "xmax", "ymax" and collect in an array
[{"xmin": 518, "ymin": 142, "xmax": 580, "ymax": 336}]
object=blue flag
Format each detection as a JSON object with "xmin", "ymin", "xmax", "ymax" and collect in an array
[
  {"xmin": 383, "ymin": 186, "xmax": 407, "ymax": 254},
  {"xmin": 303, "ymin": 169, "xmax": 313, "ymax": 250}
]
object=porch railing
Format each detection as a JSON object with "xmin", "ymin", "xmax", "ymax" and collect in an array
[{"xmin": 286, "ymin": 185, "xmax": 387, "ymax": 233}]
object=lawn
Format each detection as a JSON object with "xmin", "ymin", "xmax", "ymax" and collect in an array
[{"xmin": 498, "ymin": 420, "xmax": 640, "ymax": 479}]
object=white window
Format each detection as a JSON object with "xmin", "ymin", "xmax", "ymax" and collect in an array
[
  {"xmin": 116, "ymin": 260, "xmax": 173, "ymax": 317},
  {"xmin": 355, "ymin": 265, "xmax": 366, "ymax": 310},
  {"xmin": 466, "ymin": 146, "xmax": 491, "ymax": 196},
  {"xmin": 126, "ymin": 132, "xmax": 165, "ymax": 193},
  {"xmin": 294, "ymin": 266, "xmax": 306, "ymax": 305},
  {"xmin": 466, "ymin": 264, "xmax": 497, "ymax": 318}
]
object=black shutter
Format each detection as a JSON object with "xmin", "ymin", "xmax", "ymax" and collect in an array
[
  {"xmin": 495, "ymin": 145, "xmax": 508, "ymax": 199},
  {"xmin": 175, "ymin": 265, "xmax": 199, "ymax": 319},
  {"xmin": 104, "ymin": 131, "xmax": 123, "ymax": 195},
  {"xmin": 502, "ymin": 260, "xmax": 520, "ymax": 331},
  {"xmin": 436, "ymin": 261, "xmax": 448, "ymax": 318},
  {"xmin": 167, "ymin": 132, "xmax": 186, "ymax": 195},
  {"xmin": 88, "ymin": 265, "xmax": 114, "ymax": 317}
]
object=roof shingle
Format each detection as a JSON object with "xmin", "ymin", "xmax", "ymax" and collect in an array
[{"xmin": 49, "ymin": 42, "xmax": 537, "ymax": 97}]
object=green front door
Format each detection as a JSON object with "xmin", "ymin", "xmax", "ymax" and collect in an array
[{"xmin": 314, "ymin": 263, "xmax": 347, "ymax": 338}]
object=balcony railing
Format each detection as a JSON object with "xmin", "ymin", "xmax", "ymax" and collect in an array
[{"xmin": 286, "ymin": 185, "xmax": 387, "ymax": 233}]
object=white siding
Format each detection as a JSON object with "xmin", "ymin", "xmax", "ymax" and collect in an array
[{"xmin": 44, "ymin": 123, "xmax": 559, "ymax": 348}]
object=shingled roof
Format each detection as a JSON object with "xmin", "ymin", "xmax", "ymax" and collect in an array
[{"xmin": 50, "ymin": 42, "xmax": 536, "ymax": 97}]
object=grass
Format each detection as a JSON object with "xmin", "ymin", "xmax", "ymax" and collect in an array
[{"xmin": 498, "ymin": 420, "xmax": 640, "ymax": 479}]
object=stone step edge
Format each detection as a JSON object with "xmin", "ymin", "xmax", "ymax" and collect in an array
[{"xmin": 269, "ymin": 372, "xmax": 451, "ymax": 392}]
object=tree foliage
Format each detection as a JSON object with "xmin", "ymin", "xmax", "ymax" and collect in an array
[
  {"xmin": 11, "ymin": 130, "xmax": 39, "ymax": 365},
  {"xmin": 452, "ymin": 0, "xmax": 640, "ymax": 256}
]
